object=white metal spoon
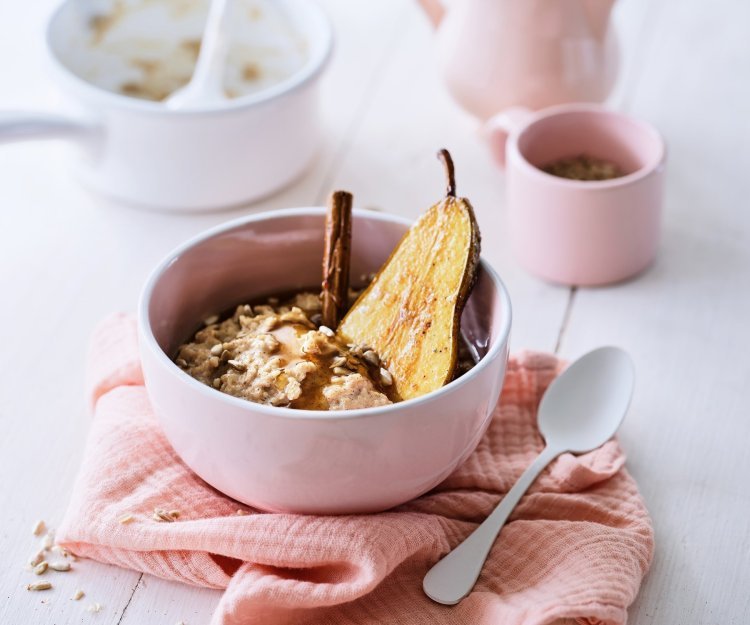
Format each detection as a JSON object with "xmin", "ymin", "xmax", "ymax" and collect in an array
[
  {"xmin": 164, "ymin": 0, "xmax": 233, "ymax": 110},
  {"xmin": 423, "ymin": 346, "xmax": 635, "ymax": 605}
]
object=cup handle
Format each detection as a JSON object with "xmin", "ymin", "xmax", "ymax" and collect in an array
[
  {"xmin": 482, "ymin": 107, "xmax": 533, "ymax": 169},
  {"xmin": 0, "ymin": 111, "xmax": 97, "ymax": 144}
]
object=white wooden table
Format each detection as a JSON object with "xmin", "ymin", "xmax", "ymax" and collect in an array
[{"xmin": 2, "ymin": 0, "xmax": 749, "ymax": 623}]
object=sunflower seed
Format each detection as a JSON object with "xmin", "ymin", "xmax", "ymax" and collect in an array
[
  {"xmin": 319, "ymin": 325, "xmax": 334, "ymax": 337},
  {"xmin": 41, "ymin": 533, "xmax": 54, "ymax": 551},
  {"xmin": 203, "ymin": 315, "xmax": 219, "ymax": 326},
  {"xmin": 118, "ymin": 514, "xmax": 135, "ymax": 525},
  {"xmin": 330, "ymin": 356, "xmax": 347, "ymax": 368},
  {"xmin": 235, "ymin": 509, "xmax": 248, "ymax": 516},
  {"xmin": 29, "ymin": 551, "xmax": 45, "ymax": 567},
  {"xmin": 56, "ymin": 547, "xmax": 76, "ymax": 561},
  {"xmin": 210, "ymin": 344, "xmax": 223, "ymax": 356},
  {"xmin": 72, "ymin": 589, "xmax": 85, "ymax": 600},
  {"xmin": 363, "ymin": 350, "xmax": 380, "ymax": 366},
  {"xmin": 49, "ymin": 561, "xmax": 71, "ymax": 572},
  {"xmin": 32, "ymin": 520, "xmax": 46, "ymax": 536},
  {"xmin": 27, "ymin": 581, "xmax": 52, "ymax": 591},
  {"xmin": 227, "ymin": 359, "xmax": 247, "ymax": 372},
  {"xmin": 332, "ymin": 367, "xmax": 351, "ymax": 376},
  {"xmin": 33, "ymin": 561, "xmax": 48, "ymax": 575},
  {"xmin": 379, "ymin": 367, "xmax": 393, "ymax": 387},
  {"xmin": 152, "ymin": 508, "xmax": 176, "ymax": 522},
  {"xmin": 176, "ymin": 358, "xmax": 188, "ymax": 368}
]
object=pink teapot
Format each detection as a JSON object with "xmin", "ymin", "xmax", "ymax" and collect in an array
[{"xmin": 417, "ymin": 0, "xmax": 619, "ymax": 119}]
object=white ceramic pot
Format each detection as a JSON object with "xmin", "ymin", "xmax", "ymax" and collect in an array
[{"xmin": 0, "ymin": 0, "xmax": 333, "ymax": 211}]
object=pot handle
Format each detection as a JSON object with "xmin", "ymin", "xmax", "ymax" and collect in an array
[
  {"xmin": 482, "ymin": 107, "xmax": 533, "ymax": 169},
  {"xmin": 0, "ymin": 111, "xmax": 96, "ymax": 144}
]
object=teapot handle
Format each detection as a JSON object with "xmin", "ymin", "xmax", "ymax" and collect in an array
[
  {"xmin": 415, "ymin": 0, "xmax": 445, "ymax": 27},
  {"xmin": 482, "ymin": 107, "xmax": 533, "ymax": 168}
]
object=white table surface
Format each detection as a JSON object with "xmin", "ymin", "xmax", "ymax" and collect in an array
[{"xmin": 1, "ymin": 0, "xmax": 749, "ymax": 623}]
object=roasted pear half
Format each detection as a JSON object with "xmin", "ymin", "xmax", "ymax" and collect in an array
[{"xmin": 337, "ymin": 150, "xmax": 481, "ymax": 401}]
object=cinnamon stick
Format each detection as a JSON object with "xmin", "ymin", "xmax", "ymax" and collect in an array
[{"xmin": 321, "ymin": 190, "xmax": 353, "ymax": 329}]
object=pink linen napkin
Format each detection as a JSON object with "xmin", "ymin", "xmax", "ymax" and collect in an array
[{"xmin": 58, "ymin": 314, "xmax": 653, "ymax": 625}]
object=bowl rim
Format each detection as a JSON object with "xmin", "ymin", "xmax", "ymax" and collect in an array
[
  {"xmin": 138, "ymin": 207, "xmax": 513, "ymax": 420},
  {"xmin": 44, "ymin": 0, "xmax": 334, "ymax": 116}
]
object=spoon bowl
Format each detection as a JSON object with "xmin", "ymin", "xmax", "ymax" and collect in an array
[{"xmin": 539, "ymin": 346, "xmax": 634, "ymax": 453}]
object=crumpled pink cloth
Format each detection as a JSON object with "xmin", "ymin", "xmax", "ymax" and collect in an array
[{"xmin": 58, "ymin": 314, "xmax": 653, "ymax": 625}]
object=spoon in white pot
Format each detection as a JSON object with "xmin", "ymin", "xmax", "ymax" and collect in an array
[
  {"xmin": 165, "ymin": 0, "xmax": 233, "ymax": 109},
  {"xmin": 423, "ymin": 346, "xmax": 635, "ymax": 605}
]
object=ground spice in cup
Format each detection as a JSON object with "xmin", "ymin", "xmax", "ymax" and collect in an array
[{"xmin": 542, "ymin": 154, "xmax": 624, "ymax": 181}]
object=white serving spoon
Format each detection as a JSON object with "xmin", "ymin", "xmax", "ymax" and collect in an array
[
  {"xmin": 423, "ymin": 346, "xmax": 635, "ymax": 605},
  {"xmin": 165, "ymin": 0, "xmax": 233, "ymax": 109}
]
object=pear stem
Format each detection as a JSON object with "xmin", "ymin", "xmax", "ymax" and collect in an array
[{"xmin": 438, "ymin": 149, "xmax": 456, "ymax": 197}]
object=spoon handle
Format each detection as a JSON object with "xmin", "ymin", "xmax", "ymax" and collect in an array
[
  {"xmin": 423, "ymin": 444, "xmax": 562, "ymax": 605},
  {"xmin": 190, "ymin": 0, "xmax": 232, "ymax": 92}
]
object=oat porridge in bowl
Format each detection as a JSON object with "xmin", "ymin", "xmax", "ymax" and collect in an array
[
  {"xmin": 139, "ymin": 208, "xmax": 510, "ymax": 514},
  {"xmin": 175, "ymin": 290, "xmax": 396, "ymax": 411}
]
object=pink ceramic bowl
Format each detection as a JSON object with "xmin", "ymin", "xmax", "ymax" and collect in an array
[{"xmin": 138, "ymin": 208, "xmax": 511, "ymax": 514}]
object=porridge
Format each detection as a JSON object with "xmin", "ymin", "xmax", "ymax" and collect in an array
[{"xmin": 176, "ymin": 291, "xmax": 396, "ymax": 411}]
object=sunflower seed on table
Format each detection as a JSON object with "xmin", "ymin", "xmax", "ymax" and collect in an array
[
  {"xmin": 72, "ymin": 589, "xmax": 85, "ymax": 600},
  {"xmin": 49, "ymin": 561, "xmax": 71, "ymax": 572},
  {"xmin": 32, "ymin": 520, "xmax": 46, "ymax": 536},
  {"xmin": 33, "ymin": 561, "xmax": 48, "ymax": 575},
  {"xmin": 52, "ymin": 545, "xmax": 76, "ymax": 560},
  {"xmin": 27, "ymin": 581, "xmax": 52, "ymax": 591},
  {"xmin": 29, "ymin": 551, "xmax": 45, "ymax": 567},
  {"xmin": 41, "ymin": 533, "xmax": 54, "ymax": 550}
]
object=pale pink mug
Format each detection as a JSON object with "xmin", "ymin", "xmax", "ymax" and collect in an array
[{"xmin": 486, "ymin": 104, "xmax": 666, "ymax": 286}]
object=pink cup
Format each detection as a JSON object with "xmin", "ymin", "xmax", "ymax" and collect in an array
[{"xmin": 485, "ymin": 104, "xmax": 666, "ymax": 286}]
